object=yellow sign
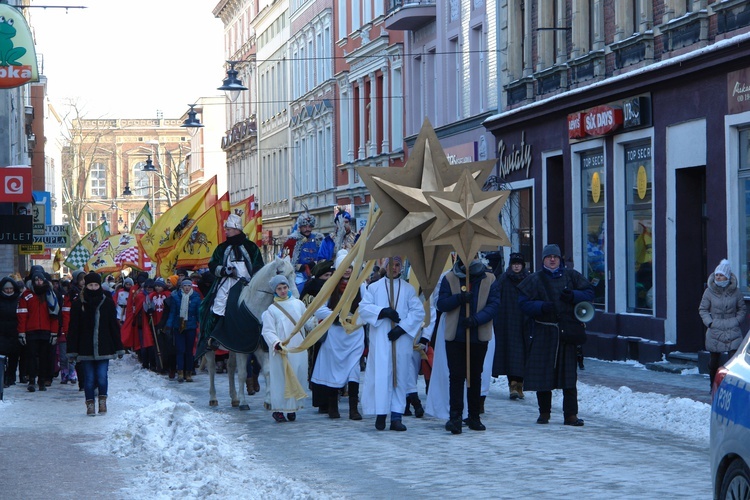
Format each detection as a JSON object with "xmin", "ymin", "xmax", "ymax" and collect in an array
[
  {"xmin": 20, "ymin": 243, "xmax": 44, "ymax": 254},
  {"xmin": 0, "ymin": 5, "xmax": 39, "ymax": 88},
  {"xmin": 591, "ymin": 171, "xmax": 601, "ymax": 204},
  {"xmin": 636, "ymin": 165, "xmax": 648, "ymax": 200}
]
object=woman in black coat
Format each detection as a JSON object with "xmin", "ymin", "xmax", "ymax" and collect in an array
[
  {"xmin": 0, "ymin": 276, "xmax": 20, "ymax": 387},
  {"xmin": 67, "ymin": 272, "xmax": 124, "ymax": 416}
]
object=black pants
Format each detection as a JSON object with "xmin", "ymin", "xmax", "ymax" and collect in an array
[
  {"xmin": 26, "ymin": 337, "xmax": 51, "ymax": 384},
  {"xmin": 709, "ymin": 351, "xmax": 736, "ymax": 388},
  {"xmin": 445, "ymin": 340, "xmax": 487, "ymax": 419},
  {"xmin": 536, "ymin": 388, "xmax": 578, "ymax": 417}
]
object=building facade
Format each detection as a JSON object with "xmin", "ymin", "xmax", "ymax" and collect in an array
[{"xmin": 485, "ymin": 0, "xmax": 750, "ymax": 361}]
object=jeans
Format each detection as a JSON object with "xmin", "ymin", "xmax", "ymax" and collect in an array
[
  {"xmin": 26, "ymin": 338, "xmax": 51, "ymax": 384},
  {"xmin": 81, "ymin": 359, "xmax": 109, "ymax": 401},
  {"xmin": 175, "ymin": 329, "xmax": 196, "ymax": 372},
  {"xmin": 445, "ymin": 340, "xmax": 488, "ymax": 419}
]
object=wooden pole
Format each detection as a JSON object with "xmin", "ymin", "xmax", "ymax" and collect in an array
[
  {"xmin": 463, "ymin": 274, "xmax": 471, "ymax": 388},
  {"xmin": 389, "ymin": 259, "xmax": 397, "ymax": 388}
]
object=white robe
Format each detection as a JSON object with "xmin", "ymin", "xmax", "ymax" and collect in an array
[
  {"xmin": 311, "ymin": 305, "xmax": 365, "ymax": 388},
  {"xmin": 260, "ymin": 297, "xmax": 311, "ymax": 412},
  {"xmin": 359, "ymin": 278, "xmax": 425, "ymax": 416}
]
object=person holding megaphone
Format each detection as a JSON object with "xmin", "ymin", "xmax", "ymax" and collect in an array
[{"xmin": 518, "ymin": 244, "xmax": 594, "ymax": 427}]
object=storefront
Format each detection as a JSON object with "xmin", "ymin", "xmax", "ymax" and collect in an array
[{"xmin": 484, "ymin": 42, "xmax": 750, "ymax": 362}]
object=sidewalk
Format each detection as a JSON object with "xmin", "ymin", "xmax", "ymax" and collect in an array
[{"xmin": 578, "ymin": 357, "xmax": 711, "ymax": 404}]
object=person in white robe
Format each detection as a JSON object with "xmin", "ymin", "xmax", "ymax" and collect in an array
[
  {"xmin": 260, "ymin": 274, "xmax": 313, "ymax": 423},
  {"xmin": 359, "ymin": 256, "xmax": 424, "ymax": 431},
  {"xmin": 311, "ymin": 251, "xmax": 366, "ymax": 420}
]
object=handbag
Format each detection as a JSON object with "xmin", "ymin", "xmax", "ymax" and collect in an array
[{"xmin": 539, "ymin": 271, "xmax": 588, "ymax": 345}]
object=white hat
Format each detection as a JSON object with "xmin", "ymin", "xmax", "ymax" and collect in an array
[
  {"xmin": 714, "ymin": 259, "xmax": 732, "ymax": 278},
  {"xmin": 224, "ymin": 214, "xmax": 243, "ymax": 230},
  {"xmin": 334, "ymin": 249, "xmax": 349, "ymax": 270}
]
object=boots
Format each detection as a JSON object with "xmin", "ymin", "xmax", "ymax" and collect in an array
[
  {"xmin": 98, "ymin": 395, "xmax": 107, "ymax": 414},
  {"xmin": 86, "ymin": 400, "xmax": 96, "ymax": 416},
  {"xmin": 445, "ymin": 411, "xmax": 462, "ymax": 434},
  {"xmin": 185, "ymin": 371, "xmax": 193, "ymax": 382},
  {"xmin": 328, "ymin": 388, "xmax": 340, "ymax": 419},
  {"xmin": 516, "ymin": 382, "xmax": 525, "ymax": 400},
  {"xmin": 480, "ymin": 395, "xmax": 486, "ymax": 414},
  {"xmin": 177, "ymin": 370, "xmax": 184, "ymax": 383},
  {"xmin": 537, "ymin": 412, "xmax": 551, "ymax": 424},
  {"xmin": 509, "ymin": 381, "xmax": 519, "ymax": 400},
  {"xmin": 564, "ymin": 414, "xmax": 585, "ymax": 426},
  {"xmin": 348, "ymin": 382, "xmax": 362, "ymax": 420},
  {"xmin": 408, "ymin": 393, "xmax": 424, "ymax": 418}
]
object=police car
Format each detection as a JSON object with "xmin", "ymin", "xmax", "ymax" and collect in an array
[{"xmin": 711, "ymin": 332, "xmax": 750, "ymax": 499}]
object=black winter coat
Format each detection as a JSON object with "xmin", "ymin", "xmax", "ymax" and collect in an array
[
  {"xmin": 0, "ymin": 277, "xmax": 19, "ymax": 355},
  {"xmin": 67, "ymin": 291, "xmax": 124, "ymax": 361},
  {"xmin": 492, "ymin": 267, "xmax": 530, "ymax": 378}
]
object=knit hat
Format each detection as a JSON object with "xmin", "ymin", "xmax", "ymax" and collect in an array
[
  {"xmin": 154, "ymin": 278, "xmax": 166, "ymax": 288},
  {"xmin": 297, "ymin": 212, "xmax": 316, "ymax": 228},
  {"xmin": 224, "ymin": 213, "xmax": 243, "ymax": 230},
  {"xmin": 181, "ymin": 279, "xmax": 193, "ymax": 287},
  {"xmin": 168, "ymin": 275, "xmax": 179, "ymax": 288},
  {"xmin": 542, "ymin": 244, "xmax": 561, "ymax": 259},
  {"xmin": 123, "ymin": 277, "xmax": 134, "ymax": 286},
  {"xmin": 510, "ymin": 252, "xmax": 525, "ymax": 266},
  {"xmin": 143, "ymin": 279, "xmax": 155, "ymax": 289},
  {"xmin": 312, "ymin": 260, "xmax": 333, "ymax": 278},
  {"xmin": 334, "ymin": 249, "xmax": 349, "ymax": 270},
  {"xmin": 84, "ymin": 272, "xmax": 102, "ymax": 285},
  {"xmin": 714, "ymin": 259, "xmax": 732, "ymax": 278},
  {"xmin": 269, "ymin": 274, "xmax": 289, "ymax": 291}
]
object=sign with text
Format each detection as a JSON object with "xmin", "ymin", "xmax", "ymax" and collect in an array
[
  {"xmin": 568, "ymin": 94, "xmax": 652, "ymax": 141},
  {"xmin": 19, "ymin": 243, "xmax": 44, "ymax": 255},
  {"xmin": 30, "ymin": 248, "xmax": 51, "ymax": 260},
  {"xmin": 729, "ymin": 68, "xmax": 750, "ymax": 114},
  {"xmin": 33, "ymin": 224, "xmax": 70, "ymax": 248},
  {"xmin": 0, "ymin": 5, "xmax": 39, "ymax": 89},
  {"xmin": 0, "ymin": 214, "xmax": 32, "ymax": 245}
]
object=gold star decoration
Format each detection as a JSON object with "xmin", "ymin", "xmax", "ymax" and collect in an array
[
  {"xmin": 357, "ymin": 118, "xmax": 493, "ymax": 298},
  {"xmin": 424, "ymin": 168, "xmax": 510, "ymax": 266}
]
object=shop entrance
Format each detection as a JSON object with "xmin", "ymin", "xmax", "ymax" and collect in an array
[
  {"xmin": 675, "ymin": 166, "xmax": 707, "ymax": 352},
  {"xmin": 546, "ymin": 155, "xmax": 566, "ymax": 261}
]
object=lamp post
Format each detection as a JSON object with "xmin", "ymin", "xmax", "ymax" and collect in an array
[
  {"xmin": 181, "ymin": 104, "xmax": 204, "ymax": 137},
  {"xmin": 218, "ymin": 60, "xmax": 248, "ymax": 102}
]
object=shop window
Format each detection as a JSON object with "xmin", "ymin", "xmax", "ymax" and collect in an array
[
  {"xmin": 737, "ymin": 128, "xmax": 750, "ymax": 292},
  {"xmin": 581, "ymin": 149, "xmax": 605, "ymax": 307},
  {"xmin": 624, "ymin": 142, "xmax": 653, "ymax": 313}
]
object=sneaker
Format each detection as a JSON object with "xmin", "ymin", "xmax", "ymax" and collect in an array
[
  {"xmin": 272, "ymin": 412, "xmax": 287, "ymax": 423},
  {"xmin": 389, "ymin": 420, "xmax": 407, "ymax": 431},
  {"xmin": 286, "ymin": 412, "xmax": 296, "ymax": 422}
]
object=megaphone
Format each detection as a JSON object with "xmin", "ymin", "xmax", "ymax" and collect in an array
[{"xmin": 574, "ymin": 301, "xmax": 595, "ymax": 323}]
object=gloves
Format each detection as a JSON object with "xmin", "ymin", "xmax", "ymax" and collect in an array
[
  {"xmin": 225, "ymin": 266, "xmax": 236, "ymax": 277},
  {"xmin": 458, "ymin": 291, "xmax": 473, "ymax": 304},
  {"xmin": 50, "ymin": 334, "xmax": 58, "ymax": 346},
  {"xmin": 387, "ymin": 325, "xmax": 407, "ymax": 341},
  {"xmin": 541, "ymin": 302, "xmax": 556, "ymax": 315},
  {"xmin": 461, "ymin": 316, "xmax": 479, "ymax": 329},
  {"xmin": 378, "ymin": 307, "xmax": 401, "ymax": 323},
  {"xmin": 18, "ymin": 332, "xmax": 26, "ymax": 346},
  {"xmin": 418, "ymin": 337, "xmax": 429, "ymax": 348},
  {"xmin": 274, "ymin": 342, "xmax": 288, "ymax": 353},
  {"xmin": 560, "ymin": 289, "xmax": 575, "ymax": 304}
]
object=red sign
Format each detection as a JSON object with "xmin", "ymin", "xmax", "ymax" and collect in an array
[
  {"xmin": 0, "ymin": 166, "xmax": 31, "ymax": 202},
  {"xmin": 567, "ymin": 112, "xmax": 585, "ymax": 139},
  {"xmin": 583, "ymin": 105, "xmax": 623, "ymax": 136},
  {"xmin": 31, "ymin": 248, "xmax": 51, "ymax": 260}
]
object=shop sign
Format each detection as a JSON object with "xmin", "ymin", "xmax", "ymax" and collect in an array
[
  {"xmin": 584, "ymin": 105, "xmax": 623, "ymax": 136},
  {"xmin": 444, "ymin": 142, "xmax": 477, "ymax": 165},
  {"xmin": 30, "ymin": 248, "xmax": 51, "ymax": 260},
  {"xmin": 19, "ymin": 243, "xmax": 44, "ymax": 255},
  {"xmin": 0, "ymin": 214, "xmax": 32, "ymax": 245},
  {"xmin": 623, "ymin": 96, "xmax": 652, "ymax": 128},
  {"xmin": 568, "ymin": 112, "xmax": 586, "ymax": 139},
  {"xmin": 497, "ymin": 131, "xmax": 533, "ymax": 179},
  {"xmin": 33, "ymin": 224, "xmax": 70, "ymax": 248},
  {"xmin": 0, "ymin": 5, "xmax": 39, "ymax": 89},
  {"xmin": 0, "ymin": 165, "xmax": 31, "ymax": 202},
  {"xmin": 728, "ymin": 68, "xmax": 750, "ymax": 114}
]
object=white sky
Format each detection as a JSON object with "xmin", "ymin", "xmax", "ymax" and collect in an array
[{"xmin": 28, "ymin": 0, "xmax": 226, "ymax": 119}]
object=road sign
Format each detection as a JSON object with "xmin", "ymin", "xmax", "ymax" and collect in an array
[
  {"xmin": 19, "ymin": 243, "xmax": 44, "ymax": 254},
  {"xmin": 33, "ymin": 224, "xmax": 70, "ymax": 248}
]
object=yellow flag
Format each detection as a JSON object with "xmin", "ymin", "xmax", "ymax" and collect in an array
[
  {"xmin": 52, "ymin": 249, "xmax": 63, "ymax": 273},
  {"xmin": 140, "ymin": 176, "xmax": 218, "ymax": 262},
  {"xmin": 157, "ymin": 192, "xmax": 230, "ymax": 276},
  {"xmin": 130, "ymin": 202, "xmax": 153, "ymax": 240}
]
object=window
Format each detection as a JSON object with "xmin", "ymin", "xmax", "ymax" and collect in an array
[
  {"xmin": 85, "ymin": 211, "xmax": 98, "ymax": 233},
  {"xmin": 448, "ymin": 37, "xmax": 460, "ymax": 121},
  {"xmin": 624, "ymin": 142, "xmax": 653, "ymax": 313},
  {"xmin": 133, "ymin": 161, "xmax": 150, "ymax": 198},
  {"xmin": 581, "ymin": 150, "xmax": 606, "ymax": 307},
  {"xmin": 738, "ymin": 128, "xmax": 750, "ymax": 292},
  {"xmin": 471, "ymin": 25, "xmax": 486, "ymax": 114},
  {"xmin": 90, "ymin": 162, "xmax": 106, "ymax": 197},
  {"xmin": 177, "ymin": 160, "xmax": 188, "ymax": 197}
]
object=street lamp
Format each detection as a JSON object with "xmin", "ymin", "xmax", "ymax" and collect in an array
[
  {"xmin": 122, "ymin": 183, "xmax": 133, "ymax": 196},
  {"xmin": 181, "ymin": 104, "xmax": 204, "ymax": 137},
  {"xmin": 218, "ymin": 60, "xmax": 248, "ymax": 102},
  {"xmin": 142, "ymin": 155, "xmax": 157, "ymax": 172}
]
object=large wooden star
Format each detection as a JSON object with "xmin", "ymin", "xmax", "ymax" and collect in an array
[
  {"xmin": 357, "ymin": 119, "xmax": 493, "ymax": 297},
  {"xmin": 424, "ymin": 168, "xmax": 510, "ymax": 266}
]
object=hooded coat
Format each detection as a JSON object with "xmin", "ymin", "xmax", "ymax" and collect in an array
[
  {"xmin": 699, "ymin": 273, "xmax": 746, "ymax": 353},
  {"xmin": 67, "ymin": 291, "xmax": 124, "ymax": 361},
  {"xmin": 0, "ymin": 277, "xmax": 20, "ymax": 355}
]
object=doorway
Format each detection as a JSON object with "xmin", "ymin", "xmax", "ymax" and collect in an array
[{"xmin": 546, "ymin": 155, "xmax": 566, "ymax": 259}]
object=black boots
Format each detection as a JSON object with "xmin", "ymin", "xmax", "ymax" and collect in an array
[
  {"xmin": 375, "ymin": 414, "xmax": 387, "ymax": 430},
  {"xmin": 328, "ymin": 388, "xmax": 340, "ymax": 419},
  {"xmin": 406, "ymin": 393, "xmax": 424, "ymax": 418},
  {"xmin": 445, "ymin": 411, "xmax": 462, "ymax": 434},
  {"xmin": 348, "ymin": 382, "xmax": 362, "ymax": 420}
]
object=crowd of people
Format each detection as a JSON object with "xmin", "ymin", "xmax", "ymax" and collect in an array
[{"xmin": 1, "ymin": 208, "xmax": 602, "ymax": 432}]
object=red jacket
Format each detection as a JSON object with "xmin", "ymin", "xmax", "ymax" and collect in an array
[{"xmin": 17, "ymin": 290, "xmax": 59, "ymax": 334}]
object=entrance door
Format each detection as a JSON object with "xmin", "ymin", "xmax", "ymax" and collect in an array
[
  {"xmin": 675, "ymin": 166, "xmax": 707, "ymax": 352},
  {"xmin": 546, "ymin": 155, "xmax": 566, "ymax": 258}
]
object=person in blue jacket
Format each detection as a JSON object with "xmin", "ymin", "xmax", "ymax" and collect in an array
[{"xmin": 165, "ymin": 279, "xmax": 202, "ymax": 383}]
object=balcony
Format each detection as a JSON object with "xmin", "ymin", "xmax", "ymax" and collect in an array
[{"xmin": 384, "ymin": 0, "xmax": 436, "ymax": 31}]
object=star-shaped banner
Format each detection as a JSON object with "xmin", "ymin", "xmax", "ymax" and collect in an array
[
  {"xmin": 357, "ymin": 118, "xmax": 494, "ymax": 298},
  {"xmin": 424, "ymin": 168, "xmax": 510, "ymax": 266}
]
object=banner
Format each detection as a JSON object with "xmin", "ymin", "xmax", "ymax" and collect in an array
[
  {"xmin": 140, "ymin": 176, "xmax": 218, "ymax": 262},
  {"xmin": 63, "ymin": 222, "xmax": 110, "ymax": 271},
  {"xmin": 244, "ymin": 208, "xmax": 262, "ymax": 247},
  {"xmin": 130, "ymin": 202, "xmax": 153, "ymax": 239},
  {"xmin": 87, "ymin": 232, "xmax": 151, "ymax": 274}
]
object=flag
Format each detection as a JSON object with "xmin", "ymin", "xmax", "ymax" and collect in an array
[
  {"xmin": 131, "ymin": 202, "xmax": 153, "ymax": 240},
  {"xmin": 87, "ymin": 232, "xmax": 151, "ymax": 274},
  {"xmin": 63, "ymin": 222, "xmax": 110, "ymax": 271},
  {"xmin": 52, "ymin": 249, "xmax": 63, "ymax": 273},
  {"xmin": 227, "ymin": 194, "xmax": 254, "ymax": 228},
  {"xmin": 156, "ymin": 192, "xmax": 230, "ymax": 277},
  {"xmin": 244, "ymin": 209, "xmax": 262, "ymax": 247},
  {"xmin": 140, "ymin": 176, "xmax": 218, "ymax": 263}
]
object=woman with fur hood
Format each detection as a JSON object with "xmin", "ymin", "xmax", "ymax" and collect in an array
[
  {"xmin": 0, "ymin": 276, "xmax": 20, "ymax": 387},
  {"xmin": 67, "ymin": 272, "xmax": 124, "ymax": 416},
  {"xmin": 699, "ymin": 259, "xmax": 747, "ymax": 390}
]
